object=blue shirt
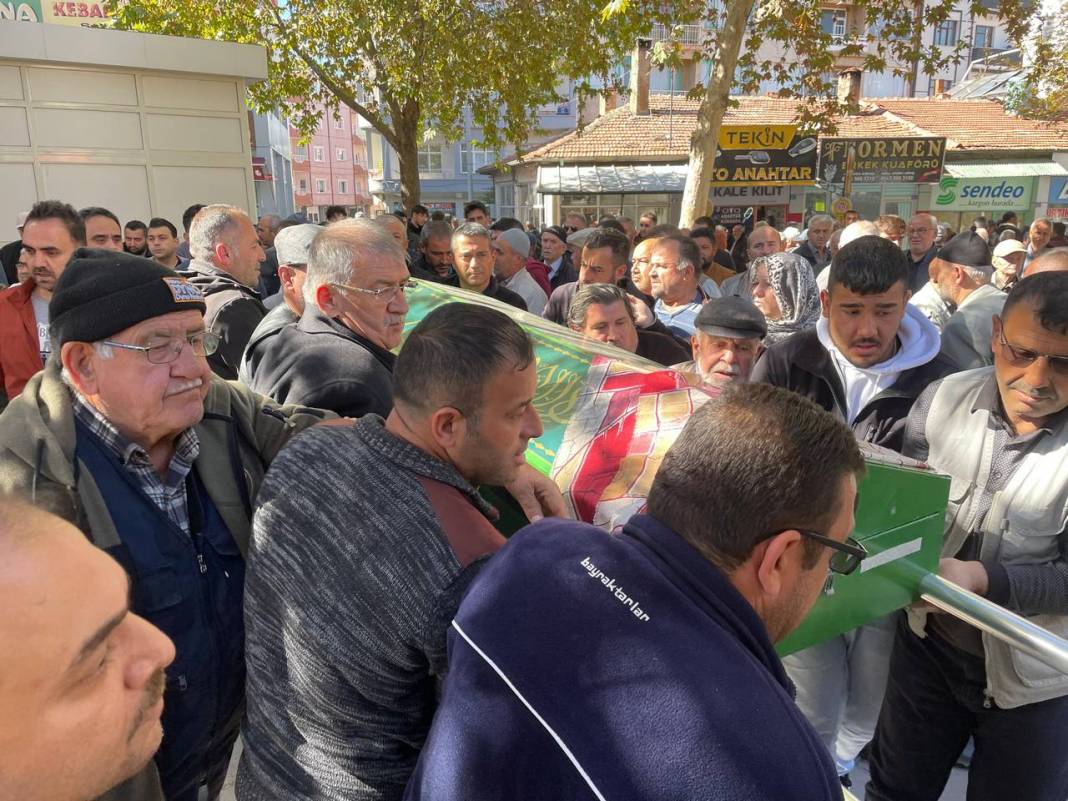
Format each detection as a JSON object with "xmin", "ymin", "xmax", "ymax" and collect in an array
[{"xmin": 654, "ymin": 287, "xmax": 706, "ymax": 339}]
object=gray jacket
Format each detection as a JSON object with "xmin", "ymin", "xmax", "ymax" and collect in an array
[
  {"xmin": 907, "ymin": 368, "xmax": 1068, "ymax": 708},
  {"xmin": 181, "ymin": 259, "xmax": 267, "ymax": 380},
  {"xmin": 939, "ymin": 283, "xmax": 1006, "ymax": 372}
]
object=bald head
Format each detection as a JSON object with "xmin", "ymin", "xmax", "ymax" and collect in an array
[
  {"xmin": 375, "ymin": 214, "xmax": 408, "ymax": 252},
  {"xmin": 1028, "ymin": 247, "xmax": 1068, "ymax": 275},
  {"xmin": 0, "ymin": 500, "xmax": 175, "ymax": 801}
]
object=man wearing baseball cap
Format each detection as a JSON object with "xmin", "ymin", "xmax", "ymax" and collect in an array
[
  {"xmin": 239, "ymin": 223, "xmax": 320, "ymax": 387},
  {"xmin": 992, "ymin": 238, "xmax": 1027, "ymax": 289},
  {"xmin": 930, "ymin": 231, "xmax": 1005, "ymax": 372},
  {"xmin": 674, "ymin": 296, "xmax": 767, "ymax": 386},
  {"xmin": 0, "ymin": 250, "xmax": 329, "ymax": 801}
]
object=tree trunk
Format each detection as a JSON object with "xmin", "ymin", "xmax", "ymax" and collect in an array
[
  {"xmin": 392, "ymin": 101, "xmax": 422, "ymax": 212},
  {"xmin": 678, "ymin": 0, "xmax": 758, "ymax": 228}
]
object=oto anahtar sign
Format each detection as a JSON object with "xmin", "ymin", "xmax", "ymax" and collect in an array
[
  {"xmin": 711, "ymin": 125, "xmax": 817, "ymax": 186},
  {"xmin": 819, "ymin": 137, "xmax": 946, "ymax": 185}
]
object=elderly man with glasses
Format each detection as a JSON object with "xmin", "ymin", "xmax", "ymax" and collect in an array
[
  {"xmin": 243, "ymin": 218, "xmax": 415, "ymax": 417},
  {"xmin": 867, "ymin": 271, "xmax": 1068, "ymax": 801},
  {"xmin": 0, "ymin": 250, "xmax": 328, "ymax": 801}
]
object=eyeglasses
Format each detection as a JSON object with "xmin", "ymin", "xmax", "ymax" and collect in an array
[
  {"xmin": 333, "ymin": 280, "xmax": 417, "ymax": 304},
  {"xmin": 563, "ymin": 225, "xmax": 579, "ymax": 233},
  {"xmin": 763, "ymin": 529, "xmax": 868, "ymax": 575},
  {"xmin": 998, "ymin": 330, "xmax": 1068, "ymax": 375},
  {"xmin": 103, "ymin": 332, "xmax": 220, "ymax": 364}
]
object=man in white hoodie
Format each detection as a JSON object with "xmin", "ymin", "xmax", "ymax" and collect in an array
[{"xmin": 751, "ymin": 234, "xmax": 950, "ymax": 787}]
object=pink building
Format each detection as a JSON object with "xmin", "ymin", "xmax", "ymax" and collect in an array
[{"xmin": 291, "ymin": 105, "xmax": 370, "ymax": 221}]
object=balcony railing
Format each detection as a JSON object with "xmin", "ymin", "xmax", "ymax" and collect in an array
[
  {"xmin": 651, "ymin": 22, "xmax": 706, "ymax": 46},
  {"xmin": 971, "ymin": 46, "xmax": 1007, "ymax": 63}
]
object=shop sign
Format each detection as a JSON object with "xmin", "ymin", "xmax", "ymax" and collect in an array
[
  {"xmin": 709, "ymin": 184, "xmax": 789, "ymax": 204},
  {"xmin": 0, "ymin": 0, "xmax": 42, "ymax": 21},
  {"xmin": 1049, "ymin": 177, "xmax": 1068, "ymax": 204},
  {"xmin": 0, "ymin": 0, "xmax": 111, "ymax": 23},
  {"xmin": 1046, "ymin": 206, "xmax": 1068, "ymax": 220},
  {"xmin": 934, "ymin": 176, "xmax": 1034, "ymax": 211},
  {"xmin": 819, "ymin": 137, "xmax": 946, "ymax": 185},
  {"xmin": 711, "ymin": 125, "xmax": 817, "ymax": 186}
]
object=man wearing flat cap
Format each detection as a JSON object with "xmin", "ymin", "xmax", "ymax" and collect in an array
[
  {"xmin": 930, "ymin": 231, "xmax": 1005, "ymax": 372},
  {"xmin": 0, "ymin": 249, "xmax": 329, "ymax": 801},
  {"xmin": 540, "ymin": 225, "xmax": 578, "ymax": 289},
  {"xmin": 674, "ymin": 296, "xmax": 767, "ymax": 386},
  {"xmin": 239, "ymin": 223, "xmax": 320, "ymax": 387}
]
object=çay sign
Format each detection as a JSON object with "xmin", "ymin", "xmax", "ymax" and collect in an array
[
  {"xmin": 711, "ymin": 125, "xmax": 817, "ymax": 186},
  {"xmin": 819, "ymin": 137, "xmax": 946, "ymax": 185}
]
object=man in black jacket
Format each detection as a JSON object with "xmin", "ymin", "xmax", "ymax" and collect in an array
[
  {"xmin": 243, "ymin": 218, "xmax": 408, "ymax": 417},
  {"xmin": 451, "ymin": 223, "xmax": 527, "ymax": 311},
  {"xmin": 752, "ymin": 235, "xmax": 948, "ymax": 451},
  {"xmin": 181, "ymin": 205, "xmax": 267, "ymax": 379},
  {"xmin": 752, "ymin": 234, "xmax": 950, "ymax": 787}
]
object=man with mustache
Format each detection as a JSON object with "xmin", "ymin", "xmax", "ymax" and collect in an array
[
  {"xmin": 451, "ymin": 222, "xmax": 527, "ymax": 310},
  {"xmin": 0, "ymin": 251, "xmax": 330, "ymax": 801},
  {"xmin": 0, "ymin": 200, "xmax": 84, "ymax": 407},
  {"xmin": 244, "ymin": 218, "xmax": 416, "ymax": 417},
  {"xmin": 566, "ymin": 283, "xmax": 690, "ymax": 367},
  {"xmin": 752, "ymin": 235, "xmax": 949, "ymax": 788},
  {"xmin": 868, "ymin": 271, "xmax": 1068, "ymax": 801},
  {"xmin": 673, "ymin": 296, "xmax": 766, "ymax": 386},
  {"xmin": 0, "ymin": 501, "xmax": 176, "ymax": 801}
]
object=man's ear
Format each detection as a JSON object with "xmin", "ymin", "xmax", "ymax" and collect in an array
[
  {"xmin": 317, "ymin": 283, "xmax": 342, "ymax": 316},
  {"xmin": 213, "ymin": 241, "xmax": 231, "ymax": 267},
  {"xmin": 277, "ymin": 265, "xmax": 295, "ymax": 291},
  {"xmin": 755, "ymin": 529, "xmax": 803, "ymax": 600},
  {"xmin": 427, "ymin": 406, "xmax": 467, "ymax": 452},
  {"xmin": 820, "ymin": 288, "xmax": 831, "ymax": 318},
  {"xmin": 61, "ymin": 341, "xmax": 100, "ymax": 396},
  {"xmin": 690, "ymin": 333, "xmax": 700, "ymax": 359}
]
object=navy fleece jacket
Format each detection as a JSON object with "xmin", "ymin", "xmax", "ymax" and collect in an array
[{"xmin": 405, "ymin": 514, "xmax": 841, "ymax": 801}]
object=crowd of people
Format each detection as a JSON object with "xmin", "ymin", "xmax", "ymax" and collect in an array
[{"xmin": 0, "ymin": 192, "xmax": 1067, "ymax": 801}]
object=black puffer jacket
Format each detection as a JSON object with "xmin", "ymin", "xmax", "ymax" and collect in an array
[{"xmin": 182, "ymin": 259, "xmax": 266, "ymax": 380}]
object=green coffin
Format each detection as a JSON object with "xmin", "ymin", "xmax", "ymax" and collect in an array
[{"xmin": 402, "ymin": 280, "xmax": 948, "ymax": 651}]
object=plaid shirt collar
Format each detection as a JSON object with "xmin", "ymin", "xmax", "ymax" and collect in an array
[{"xmin": 71, "ymin": 391, "xmax": 200, "ymax": 469}]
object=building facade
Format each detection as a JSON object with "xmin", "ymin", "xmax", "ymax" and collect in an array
[
  {"xmin": 249, "ymin": 109, "xmax": 295, "ymax": 218},
  {"xmin": 290, "ymin": 104, "xmax": 371, "ymax": 222}
]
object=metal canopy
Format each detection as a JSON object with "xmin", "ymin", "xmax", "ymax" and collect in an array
[
  {"xmin": 535, "ymin": 164, "xmax": 688, "ymax": 194},
  {"xmin": 945, "ymin": 161, "xmax": 1068, "ymax": 178}
]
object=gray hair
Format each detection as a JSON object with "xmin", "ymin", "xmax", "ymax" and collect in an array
[
  {"xmin": 60, "ymin": 341, "xmax": 114, "ymax": 387},
  {"xmin": 808, "ymin": 214, "xmax": 834, "ymax": 229},
  {"xmin": 189, "ymin": 204, "xmax": 247, "ymax": 262},
  {"xmin": 839, "ymin": 220, "xmax": 880, "ymax": 249},
  {"xmin": 1031, "ymin": 216, "xmax": 1053, "ymax": 230},
  {"xmin": 566, "ymin": 283, "xmax": 633, "ymax": 330},
  {"xmin": 421, "ymin": 220, "xmax": 453, "ymax": 244},
  {"xmin": 962, "ymin": 263, "xmax": 993, "ymax": 284},
  {"xmin": 453, "ymin": 222, "xmax": 491, "ymax": 246},
  {"xmin": 912, "ymin": 212, "xmax": 938, "ymax": 228},
  {"xmin": 303, "ymin": 219, "xmax": 405, "ymax": 304}
]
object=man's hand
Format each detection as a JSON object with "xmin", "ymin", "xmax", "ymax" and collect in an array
[
  {"xmin": 913, "ymin": 558, "xmax": 990, "ymax": 613},
  {"xmin": 504, "ymin": 464, "xmax": 569, "ymax": 523},
  {"xmin": 629, "ymin": 295, "xmax": 655, "ymax": 329}
]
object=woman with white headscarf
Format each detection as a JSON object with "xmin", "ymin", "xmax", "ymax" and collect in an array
[{"xmin": 749, "ymin": 252, "xmax": 822, "ymax": 345}]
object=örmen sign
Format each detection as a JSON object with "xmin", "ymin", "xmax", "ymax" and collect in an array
[
  {"xmin": 711, "ymin": 125, "xmax": 817, "ymax": 186},
  {"xmin": 819, "ymin": 137, "xmax": 946, "ymax": 185}
]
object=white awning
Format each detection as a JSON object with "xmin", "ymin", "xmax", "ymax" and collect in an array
[
  {"xmin": 535, "ymin": 164, "xmax": 688, "ymax": 194},
  {"xmin": 945, "ymin": 161, "xmax": 1068, "ymax": 178}
]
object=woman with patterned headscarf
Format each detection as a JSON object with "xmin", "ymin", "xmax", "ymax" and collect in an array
[{"xmin": 749, "ymin": 252, "xmax": 822, "ymax": 345}]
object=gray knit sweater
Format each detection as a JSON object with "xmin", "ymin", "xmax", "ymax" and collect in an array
[{"xmin": 236, "ymin": 415, "xmax": 504, "ymax": 801}]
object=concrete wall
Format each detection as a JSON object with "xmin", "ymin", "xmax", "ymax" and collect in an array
[{"xmin": 0, "ymin": 21, "xmax": 266, "ymax": 241}]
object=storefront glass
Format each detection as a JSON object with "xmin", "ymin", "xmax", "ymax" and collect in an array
[{"xmin": 560, "ymin": 193, "xmax": 672, "ymax": 225}]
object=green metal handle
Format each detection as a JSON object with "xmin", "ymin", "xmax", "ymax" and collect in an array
[{"xmin": 919, "ymin": 573, "xmax": 1068, "ymax": 676}]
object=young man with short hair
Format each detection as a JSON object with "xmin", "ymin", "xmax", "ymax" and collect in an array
[
  {"xmin": 124, "ymin": 219, "xmax": 149, "ymax": 256},
  {"xmin": 80, "ymin": 207, "xmax": 124, "ymax": 252},
  {"xmin": 147, "ymin": 218, "xmax": 185, "ymax": 270}
]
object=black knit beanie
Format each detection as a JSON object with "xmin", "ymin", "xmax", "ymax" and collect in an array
[{"xmin": 50, "ymin": 248, "xmax": 207, "ymax": 348}]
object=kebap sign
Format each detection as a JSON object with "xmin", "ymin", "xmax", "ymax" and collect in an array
[
  {"xmin": 0, "ymin": 0, "xmax": 111, "ymax": 24},
  {"xmin": 934, "ymin": 176, "xmax": 1035, "ymax": 211},
  {"xmin": 711, "ymin": 125, "xmax": 817, "ymax": 186},
  {"xmin": 819, "ymin": 137, "xmax": 946, "ymax": 184}
]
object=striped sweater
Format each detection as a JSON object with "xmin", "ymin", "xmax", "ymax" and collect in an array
[{"xmin": 236, "ymin": 415, "xmax": 504, "ymax": 801}]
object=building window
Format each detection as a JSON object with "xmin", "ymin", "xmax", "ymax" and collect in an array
[
  {"xmin": 313, "ymin": 146, "xmax": 325, "ymax": 162},
  {"xmin": 973, "ymin": 24, "xmax": 993, "ymax": 50},
  {"xmin": 933, "ymin": 20, "xmax": 958, "ymax": 46},
  {"xmin": 299, "ymin": 178, "xmax": 308, "ymax": 192},
  {"xmin": 353, "ymin": 152, "xmax": 360, "ymax": 165},
  {"xmin": 315, "ymin": 179, "xmax": 326, "ymax": 193},
  {"xmin": 338, "ymin": 179, "xmax": 348, "ymax": 193},
  {"xmin": 929, "ymin": 77, "xmax": 953, "ymax": 94},
  {"xmin": 336, "ymin": 148, "xmax": 347, "ymax": 161},
  {"xmin": 334, "ymin": 117, "xmax": 344, "ymax": 130},
  {"xmin": 418, "ymin": 143, "xmax": 444, "ymax": 173},
  {"xmin": 461, "ymin": 143, "xmax": 496, "ymax": 175},
  {"xmin": 820, "ymin": 10, "xmax": 846, "ymax": 38},
  {"xmin": 295, "ymin": 144, "xmax": 308, "ymax": 160}
]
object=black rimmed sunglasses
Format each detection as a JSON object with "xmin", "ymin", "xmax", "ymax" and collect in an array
[{"xmin": 763, "ymin": 529, "xmax": 868, "ymax": 575}]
